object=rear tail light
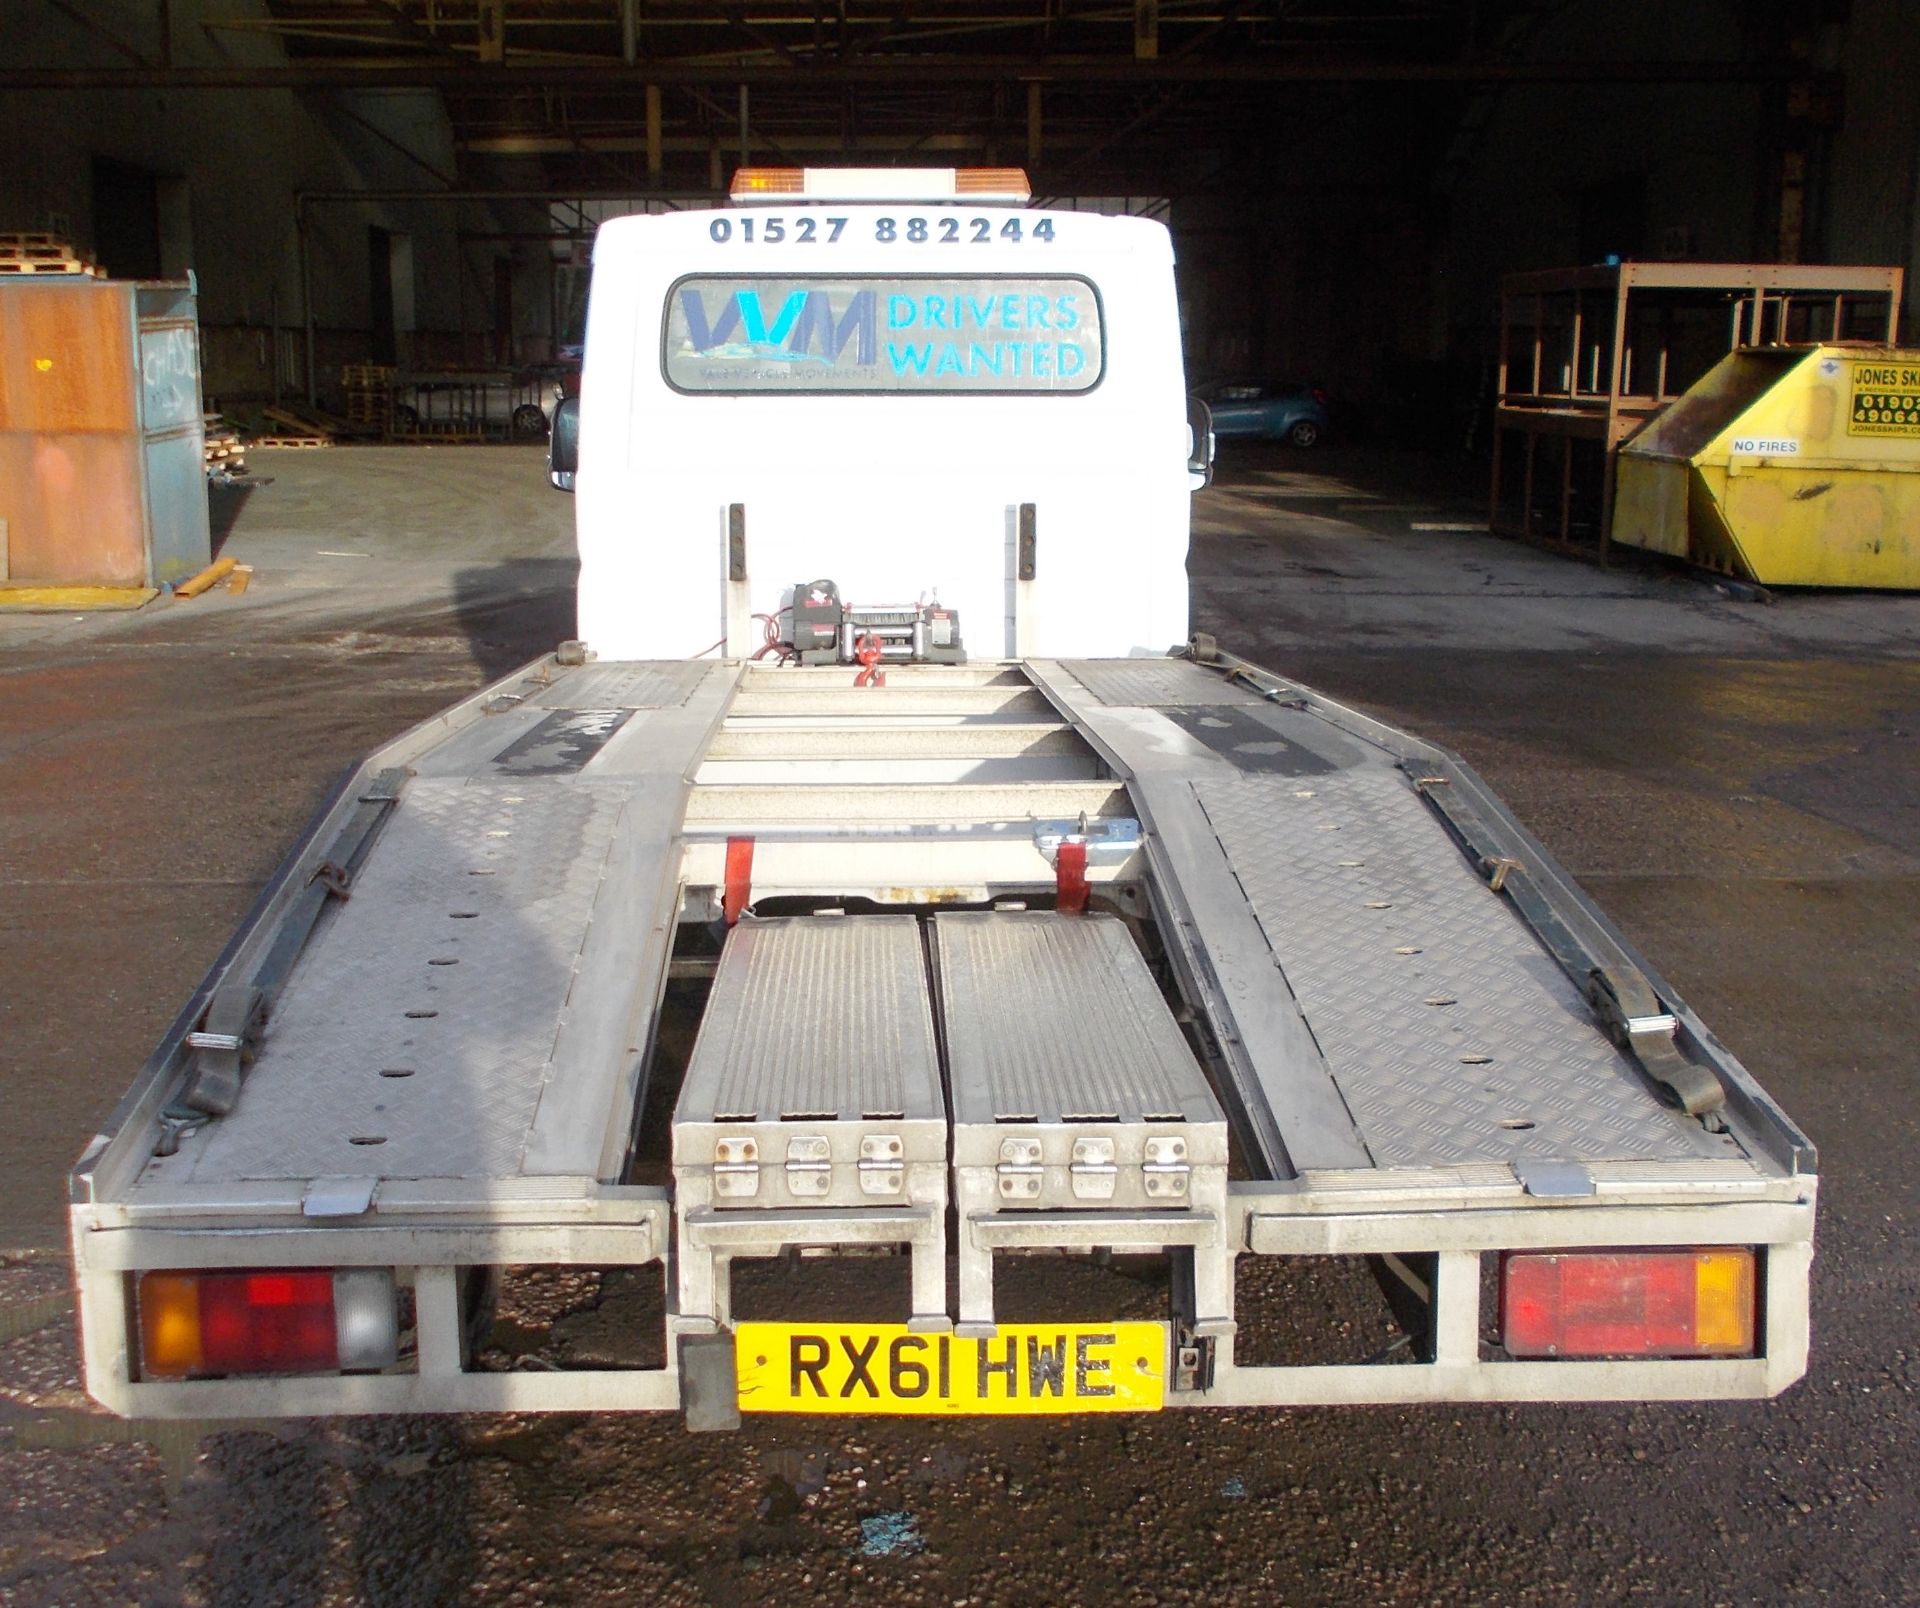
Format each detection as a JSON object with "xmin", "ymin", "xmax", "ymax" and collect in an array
[
  {"xmin": 1501, "ymin": 1249, "xmax": 1756, "ymax": 1359},
  {"xmin": 1311, "ymin": 387, "xmax": 1330, "ymax": 405},
  {"xmin": 138, "ymin": 1268, "xmax": 399, "ymax": 1379}
]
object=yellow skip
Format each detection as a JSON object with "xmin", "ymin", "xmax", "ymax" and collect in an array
[{"xmin": 1614, "ymin": 343, "xmax": 1920, "ymax": 588}]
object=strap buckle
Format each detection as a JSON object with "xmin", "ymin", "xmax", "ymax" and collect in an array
[
  {"xmin": 309, "ymin": 859, "xmax": 354, "ymax": 899},
  {"xmin": 1587, "ymin": 968, "xmax": 1724, "ymax": 1117}
]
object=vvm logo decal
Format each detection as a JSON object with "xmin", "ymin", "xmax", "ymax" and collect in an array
[{"xmin": 666, "ymin": 277, "xmax": 1102, "ymax": 393}]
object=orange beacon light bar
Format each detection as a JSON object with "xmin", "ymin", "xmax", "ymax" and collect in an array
[{"xmin": 731, "ymin": 167, "xmax": 1033, "ymax": 204}]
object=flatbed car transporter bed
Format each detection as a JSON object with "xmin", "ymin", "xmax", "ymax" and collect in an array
[{"xmin": 70, "ymin": 640, "xmax": 1814, "ymax": 1425}]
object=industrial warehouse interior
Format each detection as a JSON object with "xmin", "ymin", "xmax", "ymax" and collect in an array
[{"xmin": 2, "ymin": 2, "xmax": 1919, "ymax": 1603}]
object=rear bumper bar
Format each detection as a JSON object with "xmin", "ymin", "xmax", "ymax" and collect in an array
[{"xmin": 73, "ymin": 1179, "xmax": 1814, "ymax": 1419}]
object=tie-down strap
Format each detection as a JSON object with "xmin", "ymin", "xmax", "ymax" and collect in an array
[
  {"xmin": 1407, "ymin": 762, "xmax": 1726, "ymax": 1118},
  {"xmin": 1584, "ymin": 966, "xmax": 1725, "ymax": 1117},
  {"xmin": 161, "ymin": 768, "xmax": 408, "ymax": 1138}
]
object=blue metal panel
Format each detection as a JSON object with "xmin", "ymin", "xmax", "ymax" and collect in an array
[
  {"xmin": 143, "ymin": 425, "xmax": 211, "ymax": 585},
  {"xmin": 136, "ymin": 307, "xmax": 210, "ymax": 584}
]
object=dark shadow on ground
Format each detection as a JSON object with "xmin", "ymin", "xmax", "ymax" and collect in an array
[
  {"xmin": 449, "ymin": 560, "xmax": 579, "ymax": 679},
  {"xmin": 206, "ymin": 481, "xmax": 258, "ymax": 556}
]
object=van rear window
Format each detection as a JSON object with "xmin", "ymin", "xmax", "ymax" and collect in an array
[{"xmin": 662, "ymin": 276, "xmax": 1103, "ymax": 394}]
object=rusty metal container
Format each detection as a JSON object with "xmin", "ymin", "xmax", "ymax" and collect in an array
[{"xmin": 0, "ymin": 278, "xmax": 210, "ymax": 588}]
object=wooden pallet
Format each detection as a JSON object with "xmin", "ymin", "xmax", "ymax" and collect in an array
[
  {"xmin": 0, "ymin": 257, "xmax": 100, "ymax": 276},
  {"xmin": 203, "ymin": 414, "xmax": 245, "ymax": 470},
  {"xmin": 261, "ymin": 402, "xmax": 373, "ymax": 441},
  {"xmin": 252, "ymin": 435, "xmax": 331, "ymax": 449},
  {"xmin": 341, "ymin": 367, "xmax": 395, "ymax": 438},
  {"xmin": 0, "ymin": 236, "xmax": 106, "ymax": 278}
]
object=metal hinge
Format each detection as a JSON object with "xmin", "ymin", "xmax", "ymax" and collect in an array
[
  {"xmin": 1142, "ymin": 1134, "xmax": 1191, "ymax": 1200},
  {"xmin": 1069, "ymin": 1136, "xmax": 1118, "ymax": 1200},
  {"xmin": 997, "ymin": 1135, "xmax": 1044, "ymax": 1200},
  {"xmin": 858, "ymin": 1133, "xmax": 904, "ymax": 1196},
  {"xmin": 785, "ymin": 1135, "xmax": 832, "ymax": 1197},
  {"xmin": 713, "ymin": 1135, "xmax": 760, "ymax": 1198}
]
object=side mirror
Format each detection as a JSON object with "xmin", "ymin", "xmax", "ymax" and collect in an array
[
  {"xmin": 548, "ymin": 397, "xmax": 580, "ymax": 492},
  {"xmin": 1186, "ymin": 395, "xmax": 1215, "ymax": 491}
]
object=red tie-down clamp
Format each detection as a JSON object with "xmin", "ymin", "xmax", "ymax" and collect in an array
[
  {"xmin": 723, "ymin": 836, "xmax": 754, "ymax": 926},
  {"xmin": 853, "ymin": 632, "xmax": 886, "ymax": 688},
  {"xmin": 1031, "ymin": 816, "xmax": 1142, "ymax": 915},
  {"xmin": 1054, "ymin": 838, "xmax": 1089, "ymax": 914}
]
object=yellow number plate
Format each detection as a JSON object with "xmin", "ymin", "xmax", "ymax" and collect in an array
[{"xmin": 735, "ymin": 1322, "xmax": 1166, "ymax": 1415}]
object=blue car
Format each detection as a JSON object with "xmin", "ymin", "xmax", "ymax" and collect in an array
[{"xmin": 1198, "ymin": 380, "xmax": 1330, "ymax": 447}]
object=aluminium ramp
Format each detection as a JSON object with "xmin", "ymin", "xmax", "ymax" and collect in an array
[
  {"xmin": 672, "ymin": 915, "xmax": 949, "ymax": 1329},
  {"xmin": 112, "ymin": 660, "xmax": 739, "ymax": 1230},
  {"xmin": 935, "ymin": 910, "xmax": 1229, "ymax": 1335},
  {"xmin": 1031, "ymin": 656, "xmax": 1762, "ymax": 1185}
]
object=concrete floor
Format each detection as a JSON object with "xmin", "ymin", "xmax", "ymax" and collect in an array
[{"xmin": 1, "ymin": 443, "xmax": 1917, "ymax": 1604}]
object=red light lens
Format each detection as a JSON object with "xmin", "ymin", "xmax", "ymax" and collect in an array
[
  {"xmin": 140, "ymin": 1269, "xmax": 339, "ymax": 1377},
  {"xmin": 1501, "ymin": 1249, "xmax": 1756, "ymax": 1359}
]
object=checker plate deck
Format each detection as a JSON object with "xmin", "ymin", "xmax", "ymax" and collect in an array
[
  {"xmin": 1194, "ymin": 772, "xmax": 1728, "ymax": 1167},
  {"xmin": 142, "ymin": 780, "xmax": 628, "ymax": 1185}
]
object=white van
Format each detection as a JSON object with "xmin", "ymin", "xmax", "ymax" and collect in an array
[{"xmin": 568, "ymin": 170, "xmax": 1197, "ymax": 662}]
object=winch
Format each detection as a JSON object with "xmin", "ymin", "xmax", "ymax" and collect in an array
[{"xmin": 786, "ymin": 578, "xmax": 965, "ymax": 666}]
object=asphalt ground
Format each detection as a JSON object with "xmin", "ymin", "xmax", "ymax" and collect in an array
[{"xmin": 0, "ymin": 443, "xmax": 1916, "ymax": 1605}]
